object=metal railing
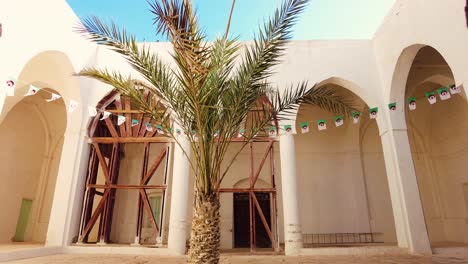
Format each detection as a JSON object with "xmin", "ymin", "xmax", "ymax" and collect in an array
[{"xmin": 303, "ymin": 232, "xmax": 383, "ymax": 247}]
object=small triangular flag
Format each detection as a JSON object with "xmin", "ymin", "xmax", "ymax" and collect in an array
[
  {"xmin": 131, "ymin": 119, "xmax": 139, "ymax": 127},
  {"xmin": 437, "ymin": 87, "xmax": 451, "ymax": 100},
  {"xmin": 156, "ymin": 125, "xmax": 164, "ymax": 134},
  {"xmin": 88, "ymin": 106, "xmax": 97, "ymax": 117},
  {"xmin": 46, "ymin": 93, "xmax": 61, "ymax": 102},
  {"xmin": 238, "ymin": 129, "xmax": 245, "ymax": 138},
  {"xmin": 68, "ymin": 100, "xmax": 78, "ymax": 113},
  {"xmin": 407, "ymin": 97, "xmax": 416, "ymax": 111},
  {"xmin": 450, "ymin": 84, "xmax": 462, "ymax": 95},
  {"xmin": 214, "ymin": 130, "xmax": 220, "ymax": 137},
  {"xmin": 334, "ymin": 116, "xmax": 344, "ymax": 127},
  {"xmin": 4, "ymin": 78, "xmax": 16, "ymax": 96},
  {"xmin": 300, "ymin": 122, "xmax": 309, "ymax": 134},
  {"xmin": 145, "ymin": 122, "xmax": 153, "ymax": 132},
  {"xmin": 352, "ymin": 111, "xmax": 361, "ymax": 124},
  {"xmin": 117, "ymin": 115, "xmax": 126, "ymax": 126},
  {"xmin": 426, "ymin": 91, "xmax": 437, "ymax": 104},
  {"xmin": 25, "ymin": 85, "xmax": 40, "ymax": 96},
  {"xmin": 284, "ymin": 125, "xmax": 292, "ymax": 134},
  {"xmin": 388, "ymin": 102, "xmax": 397, "ymax": 111},
  {"xmin": 369, "ymin": 108, "xmax": 378, "ymax": 119},
  {"xmin": 176, "ymin": 128, "xmax": 182, "ymax": 135},
  {"xmin": 268, "ymin": 126, "xmax": 277, "ymax": 137},
  {"xmin": 317, "ymin": 119, "xmax": 327, "ymax": 131},
  {"xmin": 100, "ymin": 111, "xmax": 111, "ymax": 120}
]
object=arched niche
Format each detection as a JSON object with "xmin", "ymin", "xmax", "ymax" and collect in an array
[{"xmin": 294, "ymin": 81, "xmax": 397, "ymax": 245}]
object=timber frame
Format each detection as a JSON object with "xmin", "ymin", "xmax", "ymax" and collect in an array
[
  {"xmin": 78, "ymin": 91, "xmax": 171, "ymax": 245},
  {"xmin": 219, "ymin": 139, "xmax": 280, "ymax": 254}
]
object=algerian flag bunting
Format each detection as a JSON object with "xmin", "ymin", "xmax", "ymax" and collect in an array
[
  {"xmin": 100, "ymin": 111, "xmax": 111, "ymax": 120},
  {"xmin": 46, "ymin": 93, "xmax": 61, "ymax": 102},
  {"xmin": 426, "ymin": 91, "xmax": 437, "ymax": 104},
  {"xmin": 352, "ymin": 111, "xmax": 361, "ymax": 124},
  {"xmin": 145, "ymin": 122, "xmax": 153, "ymax": 132},
  {"xmin": 238, "ymin": 129, "xmax": 245, "ymax": 138},
  {"xmin": 437, "ymin": 87, "xmax": 451, "ymax": 100},
  {"xmin": 25, "ymin": 85, "xmax": 40, "ymax": 96},
  {"xmin": 300, "ymin": 122, "xmax": 309, "ymax": 134},
  {"xmin": 334, "ymin": 116, "xmax": 344, "ymax": 127},
  {"xmin": 88, "ymin": 106, "xmax": 97, "ymax": 117},
  {"xmin": 317, "ymin": 119, "xmax": 327, "ymax": 131},
  {"xmin": 5, "ymin": 78, "xmax": 16, "ymax": 96},
  {"xmin": 117, "ymin": 115, "xmax": 126, "ymax": 126},
  {"xmin": 450, "ymin": 84, "xmax": 462, "ymax": 95},
  {"xmin": 407, "ymin": 97, "xmax": 417, "ymax": 111},
  {"xmin": 369, "ymin": 107, "xmax": 378, "ymax": 119},
  {"xmin": 268, "ymin": 126, "xmax": 277, "ymax": 137},
  {"xmin": 176, "ymin": 128, "xmax": 182, "ymax": 135},
  {"xmin": 131, "ymin": 119, "xmax": 139, "ymax": 127},
  {"xmin": 214, "ymin": 130, "xmax": 220, "ymax": 137},
  {"xmin": 388, "ymin": 102, "xmax": 396, "ymax": 111},
  {"xmin": 284, "ymin": 125, "xmax": 292, "ymax": 134},
  {"xmin": 68, "ymin": 100, "xmax": 78, "ymax": 113}
]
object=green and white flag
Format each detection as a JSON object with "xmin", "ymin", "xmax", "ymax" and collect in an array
[
  {"xmin": 100, "ymin": 111, "xmax": 111, "ymax": 120},
  {"xmin": 156, "ymin": 125, "xmax": 164, "ymax": 134},
  {"xmin": 25, "ymin": 84, "xmax": 40, "ymax": 96},
  {"xmin": 46, "ymin": 93, "xmax": 61, "ymax": 102},
  {"xmin": 437, "ymin": 87, "xmax": 451, "ymax": 100},
  {"xmin": 300, "ymin": 122, "xmax": 309, "ymax": 134},
  {"xmin": 369, "ymin": 107, "xmax": 378, "ymax": 119},
  {"xmin": 88, "ymin": 106, "xmax": 97, "ymax": 117},
  {"xmin": 117, "ymin": 115, "xmax": 126, "ymax": 126},
  {"xmin": 131, "ymin": 119, "xmax": 139, "ymax": 127},
  {"xmin": 388, "ymin": 102, "xmax": 397, "ymax": 111},
  {"xmin": 238, "ymin": 128, "xmax": 245, "ymax": 138},
  {"xmin": 352, "ymin": 111, "xmax": 361, "ymax": 124},
  {"xmin": 214, "ymin": 130, "xmax": 220, "ymax": 137},
  {"xmin": 284, "ymin": 125, "xmax": 292, "ymax": 134},
  {"xmin": 426, "ymin": 91, "xmax": 437, "ymax": 104},
  {"xmin": 317, "ymin": 119, "xmax": 327, "ymax": 131},
  {"xmin": 176, "ymin": 128, "xmax": 182, "ymax": 135},
  {"xmin": 407, "ymin": 97, "xmax": 417, "ymax": 111},
  {"xmin": 334, "ymin": 116, "xmax": 344, "ymax": 127},
  {"xmin": 68, "ymin": 100, "xmax": 78, "ymax": 113},
  {"xmin": 145, "ymin": 122, "xmax": 153, "ymax": 132},
  {"xmin": 268, "ymin": 126, "xmax": 277, "ymax": 137},
  {"xmin": 450, "ymin": 84, "xmax": 462, "ymax": 95},
  {"xmin": 4, "ymin": 78, "xmax": 16, "ymax": 96}
]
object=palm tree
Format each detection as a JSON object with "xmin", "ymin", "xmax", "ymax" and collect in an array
[{"xmin": 77, "ymin": 0, "xmax": 355, "ymax": 263}]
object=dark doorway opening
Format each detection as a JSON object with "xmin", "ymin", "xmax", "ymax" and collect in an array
[{"xmin": 233, "ymin": 192, "xmax": 271, "ymax": 248}]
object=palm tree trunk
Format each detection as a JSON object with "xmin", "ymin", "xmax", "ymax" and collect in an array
[{"xmin": 188, "ymin": 193, "xmax": 221, "ymax": 264}]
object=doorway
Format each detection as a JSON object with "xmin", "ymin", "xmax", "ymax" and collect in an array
[{"xmin": 233, "ymin": 192, "xmax": 271, "ymax": 248}]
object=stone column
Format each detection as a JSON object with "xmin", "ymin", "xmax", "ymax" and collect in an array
[
  {"xmin": 167, "ymin": 135, "xmax": 191, "ymax": 255},
  {"xmin": 380, "ymin": 129, "xmax": 432, "ymax": 254},
  {"xmin": 279, "ymin": 134, "xmax": 303, "ymax": 255}
]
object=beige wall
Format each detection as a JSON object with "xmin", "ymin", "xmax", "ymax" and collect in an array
[{"xmin": 0, "ymin": 92, "xmax": 66, "ymax": 243}]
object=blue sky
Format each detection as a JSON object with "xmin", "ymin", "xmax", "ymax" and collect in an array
[{"xmin": 67, "ymin": 0, "xmax": 395, "ymax": 41}]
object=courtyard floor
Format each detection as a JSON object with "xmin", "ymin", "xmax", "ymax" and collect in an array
[{"xmin": 5, "ymin": 253, "xmax": 468, "ymax": 264}]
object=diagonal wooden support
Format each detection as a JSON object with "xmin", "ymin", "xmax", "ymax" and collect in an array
[
  {"xmin": 141, "ymin": 148, "xmax": 167, "ymax": 185},
  {"xmin": 92, "ymin": 142, "xmax": 111, "ymax": 184},
  {"xmin": 250, "ymin": 140, "xmax": 274, "ymax": 188},
  {"xmin": 78, "ymin": 189, "xmax": 110, "ymax": 242},
  {"xmin": 250, "ymin": 192, "xmax": 274, "ymax": 244},
  {"xmin": 139, "ymin": 189, "xmax": 160, "ymax": 237}
]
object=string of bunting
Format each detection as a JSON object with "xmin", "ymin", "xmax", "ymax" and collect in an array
[
  {"xmin": 273, "ymin": 84, "xmax": 463, "ymax": 136},
  {"xmin": 2, "ymin": 76, "xmax": 165, "ymax": 133},
  {"xmin": 2, "ymin": 77, "xmax": 463, "ymax": 137}
]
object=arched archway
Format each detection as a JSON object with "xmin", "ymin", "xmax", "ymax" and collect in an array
[
  {"xmin": 295, "ymin": 81, "xmax": 397, "ymax": 246},
  {"xmin": 0, "ymin": 89, "xmax": 66, "ymax": 244},
  {"xmin": 401, "ymin": 46, "xmax": 468, "ymax": 248}
]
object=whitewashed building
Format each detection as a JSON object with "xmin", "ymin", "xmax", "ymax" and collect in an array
[{"xmin": 1, "ymin": 0, "xmax": 468, "ymax": 261}]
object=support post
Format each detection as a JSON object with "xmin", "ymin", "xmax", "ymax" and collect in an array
[
  {"xmin": 380, "ymin": 129, "xmax": 432, "ymax": 254},
  {"xmin": 279, "ymin": 134, "xmax": 303, "ymax": 255},
  {"xmin": 167, "ymin": 136, "xmax": 191, "ymax": 255}
]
